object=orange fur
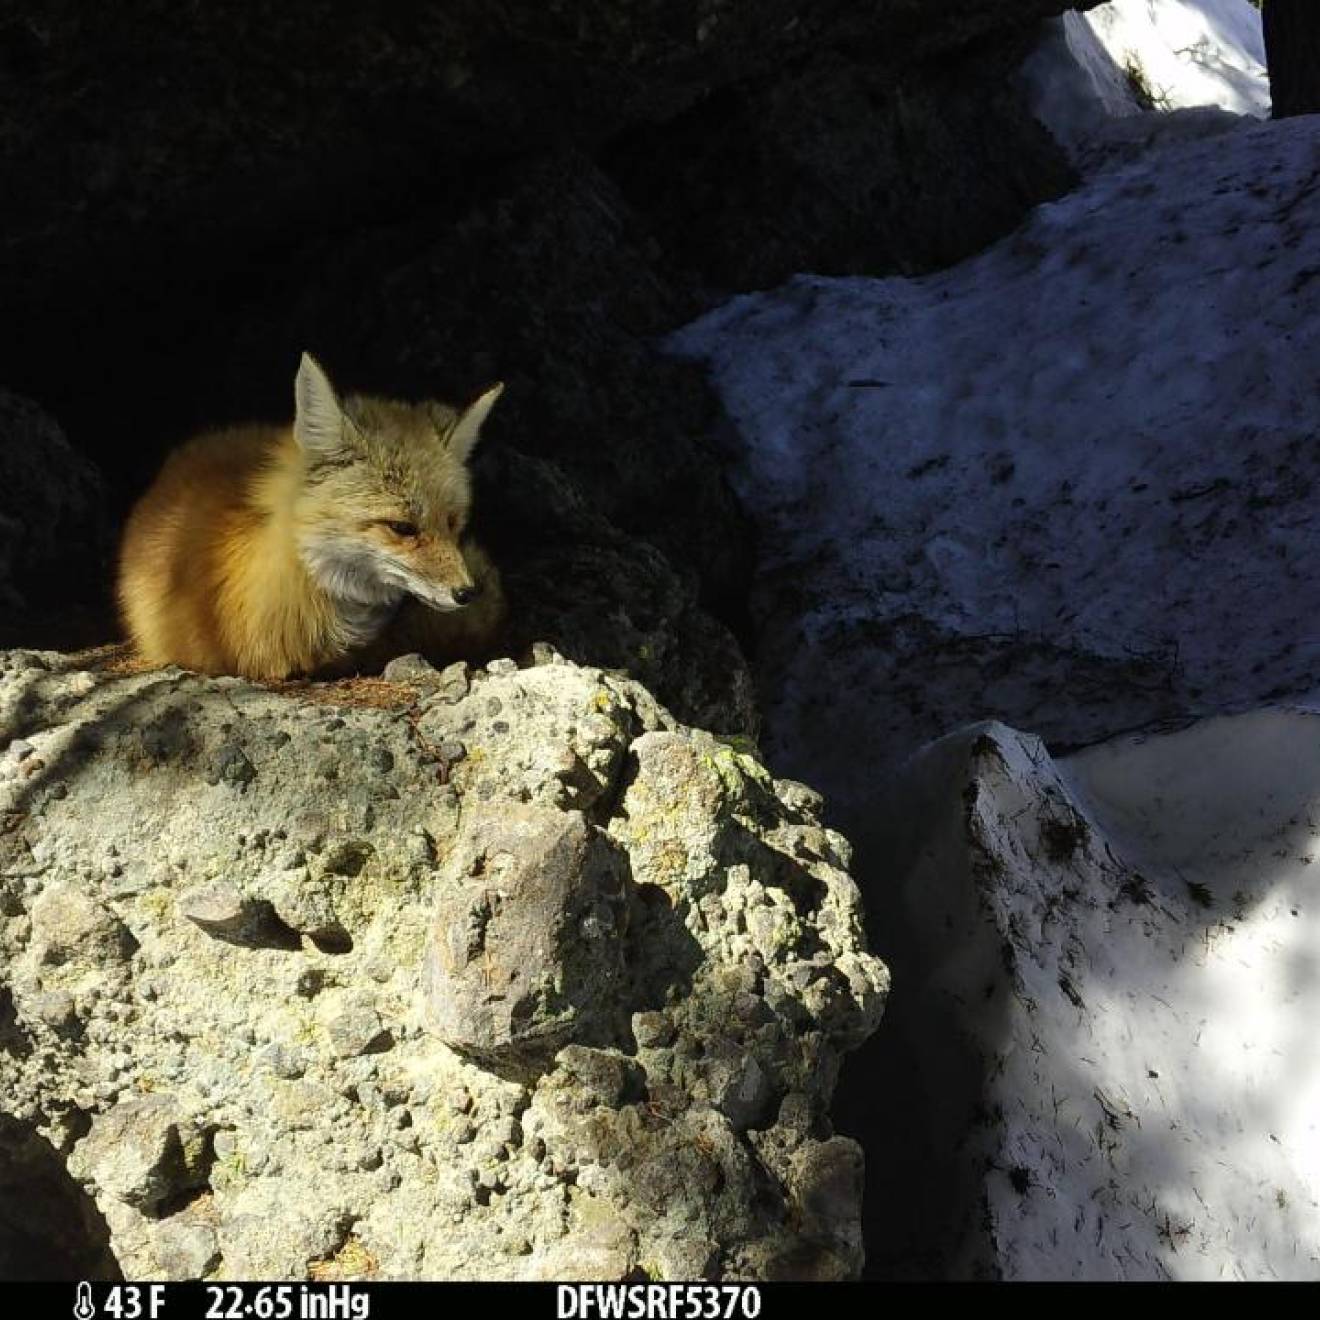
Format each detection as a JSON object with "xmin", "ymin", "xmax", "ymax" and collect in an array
[{"xmin": 117, "ymin": 358, "xmax": 505, "ymax": 680}]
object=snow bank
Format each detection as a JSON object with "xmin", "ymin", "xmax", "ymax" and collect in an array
[
  {"xmin": 669, "ymin": 113, "xmax": 1320, "ymax": 798},
  {"xmin": 1028, "ymin": 1, "xmax": 1269, "ymax": 127},
  {"xmin": 885, "ymin": 709, "xmax": 1320, "ymax": 1278},
  {"xmin": 1023, "ymin": 1, "xmax": 1269, "ymax": 166},
  {"xmin": 1080, "ymin": 0, "xmax": 1269, "ymax": 117}
]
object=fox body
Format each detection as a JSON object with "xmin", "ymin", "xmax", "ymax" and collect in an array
[{"xmin": 118, "ymin": 354, "xmax": 506, "ymax": 680}]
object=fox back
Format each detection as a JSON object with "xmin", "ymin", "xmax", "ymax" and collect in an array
[{"xmin": 117, "ymin": 354, "xmax": 505, "ymax": 680}]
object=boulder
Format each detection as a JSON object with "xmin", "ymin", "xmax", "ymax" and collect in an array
[
  {"xmin": 872, "ymin": 709, "xmax": 1320, "ymax": 1279},
  {"xmin": 0, "ymin": 649, "xmax": 886, "ymax": 1279}
]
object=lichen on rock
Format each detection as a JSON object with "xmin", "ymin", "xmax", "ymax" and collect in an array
[{"xmin": 0, "ymin": 648, "xmax": 886, "ymax": 1280}]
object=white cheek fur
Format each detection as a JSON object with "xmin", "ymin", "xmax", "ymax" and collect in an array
[
  {"xmin": 301, "ymin": 537, "xmax": 400, "ymax": 606},
  {"xmin": 301, "ymin": 536, "xmax": 462, "ymax": 621}
]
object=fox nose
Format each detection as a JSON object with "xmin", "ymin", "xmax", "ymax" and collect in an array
[{"xmin": 453, "ymin": 584, "xmax": 480, "ymax": 606}]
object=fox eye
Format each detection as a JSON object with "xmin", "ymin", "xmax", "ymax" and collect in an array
[{"xmin": 382, "ymin": 519, "xmax": 419, "ymax": 538}]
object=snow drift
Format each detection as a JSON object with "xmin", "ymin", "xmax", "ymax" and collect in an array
[
  {"xmin": 670, "ymin": 113, "xmax": 1320, "ymax": 796},
  {"xmin": 886, "ymin": 709, "xmax": 1320, "ymax": 1279}
]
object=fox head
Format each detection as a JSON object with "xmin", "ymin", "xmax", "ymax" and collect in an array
[{"xmin": 290, "ymin": 352, "xmax": 501, "ymax": 615}]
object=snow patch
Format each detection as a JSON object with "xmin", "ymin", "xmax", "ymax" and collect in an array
[
  {"xmin": 1024, "ymin": 2, "xmax": 1269, "ymax": 167},
  {"xmin": 886, "ymin": 710, "xmax": 1320, "ymax": 1278},
  {"xmin": 1082, "ymin": 0, "xmax": 1267, "ymax": 116},
  {"xmin": 1074, "ymin": 0, "xmax": 1268, "ymax": 118},
  {"xmin": 669, "ymin": 115, "xmax": 1320, "ymax": 796}
]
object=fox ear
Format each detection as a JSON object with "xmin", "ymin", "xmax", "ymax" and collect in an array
[
  {"xmin": 448, "ymin": 383, "xmax": 504, "ymax": 463},
  {"xmin": 294, "ymin": 353, "xmax": 348, "ymax": 459}
]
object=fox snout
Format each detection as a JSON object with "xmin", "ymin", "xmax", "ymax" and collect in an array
[
  {"xmin": 422, "ymin": 576, "xmax": 480, "ymax": 611},
  {"xmin": 392, "ymin": 537, "xmax": 485, "ymax": 611}
]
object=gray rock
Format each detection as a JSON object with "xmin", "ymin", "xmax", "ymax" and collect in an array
[
  {"xmin": 529, "ymin": 1194, "xmax": 638, "ymax": 1280},
  {"xmin": 206, "ymin": 743, "xmax": 257, "ymax": 790},
  {"xmin": 216, "ymin": 1203, "xmax": 344, "ymax": 1282},
  {"xmin": 23, "ymin": 989, "xmax": 81, "ymax": 1036},
  {"xmin": 790, "ymin": 1137, "xmax": 866, "ymax": 1233},
  {"xmin": 153, "ymin": 1220, "xmax": 221, "ymax": 1280},
  {"xmin": 29, "ymin": 883, "xmax": 135, "ymax": 967},
  {"xmin": 265, "ymin": 874, "xmax": 344, "ymax": 947},
  {"xmin": 435, "ymin": 663, "xmax": 471, "ymax": 703},
  {"xmin": 381, "ymin": 653, "xmax": 441, "ymax": 684},
  {"xmin": 422, "ymin": 807, "xmax": 629, "ymax": 1071},
  {"xmin": 177, "ymin": 883, "xmax": 249, "ymax": 933},
  {"xmin": 0, "ymin": 653, "xmax": 886, "ymax": 1279},
  {"xmin": 325, "ymin": 1001, "xmax": 390, "ymax": 1059},
  {"xmin": 554, "ymin": 1047, "xmax": 646, "ymax": 1111},
  {"xmin": 259, "ymin": 1045, "xmax": 308, "ymax": 1081},
  {"xmin": 710, "ymin": 1054, "xmax": 771, "ymax": 1133},
  {"xmin": 178, "ymin": 883, "xmax": 299, "ymax": 950},
  {"xmin": 69, "ymin": 1095, "xmax": 210, "ymax": 1211}
]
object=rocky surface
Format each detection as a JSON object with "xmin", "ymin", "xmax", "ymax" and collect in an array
[{"xmin": 0, "ymin": 648, "xmax": 886, "ymax": 1280}]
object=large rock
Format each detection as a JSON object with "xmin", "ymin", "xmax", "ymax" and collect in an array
[
  {"xmin": 0, "ymin": 0, "xmax": 1099, "ymax": 306},
  {"xmin": 68, "ymin": 1095, "xmax": 212, "ymax": 1213},
  {"xmin": 611, "ymin": 36, "xmax": 1076, "ymax": 290},
  {"xmin": 869, "ymin": 709, "xmax": 1320, "ymax": 1279},
  {"xmin": 0, "ymin": 648, "xmax": 886, "ymax": 1280}
]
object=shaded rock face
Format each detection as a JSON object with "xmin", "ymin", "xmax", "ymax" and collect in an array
[
  {"xmin": 0, "ymin": 649, "xmax": 886, "ymax": 1280},
  {"xmin": 0, "ymin": 0, "xmax": 1091, "ymax": 301},
  {"xmin": 608, "ymin": 35, "xmax": 1076, "ymax": 290},
  {"xmin": 0, "ymin": 391, "xmax": 109, "ymax": 628},
  {"xmin": 0, "ymin": 3, "xmax": 1087, "ymax": 730},
  {"xmin": 0, "ymin": 1115, "xmax": 122, "ymax": 1281}
]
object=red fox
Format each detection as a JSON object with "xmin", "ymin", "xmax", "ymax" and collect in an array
[{"xmin": 117, "ymin": 353, "xmax": 506, "ymax": 680}]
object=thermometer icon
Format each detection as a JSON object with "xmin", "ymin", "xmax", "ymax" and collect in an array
[{"xmin": 74, "ymin": 1283, "xmax": 96, "ymax": 1320}]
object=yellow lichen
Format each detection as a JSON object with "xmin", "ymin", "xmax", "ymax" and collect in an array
[{"xmin": 308, "ymin": 1234, "xmax": 379, "ymax": 1281}]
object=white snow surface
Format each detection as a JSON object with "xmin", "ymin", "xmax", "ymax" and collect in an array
[
  {"xmin": 889, "ymin": 710, "xmax": 1320, "ymax": 1279},
  {"xmin": 1071, "ymin": 0, "xmax": 1269, "ymax": 119},
  {"xmin": 1022, "ymin": 7, "xmax": 1255, "ymax": 165},
  {"xmin": 670, "ymin": 114, "xmax": 1320, "ymax": 795}
]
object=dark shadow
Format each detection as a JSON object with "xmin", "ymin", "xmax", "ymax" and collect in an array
[
  {"xmin": 0, "ymin": 987, "xmax": 31, "ymax": 1060},
  {"xmin": 624, "ymin": 880, "xmax": 706, "ymax": 1022},
  {"xmin": 307, "ymin": 926, "xmax": 355, "ymax": 956},
  {"xmin": 0, "ymin": 1114, "xmax": 122, "ymax": 1281},
  {"xmin": 186, "ymin": 899, "xmax": 303, "ymax": 953},
  {"xmin": 828, "ymin": 762, "xmax": 1010, "ymax": 1280}
]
